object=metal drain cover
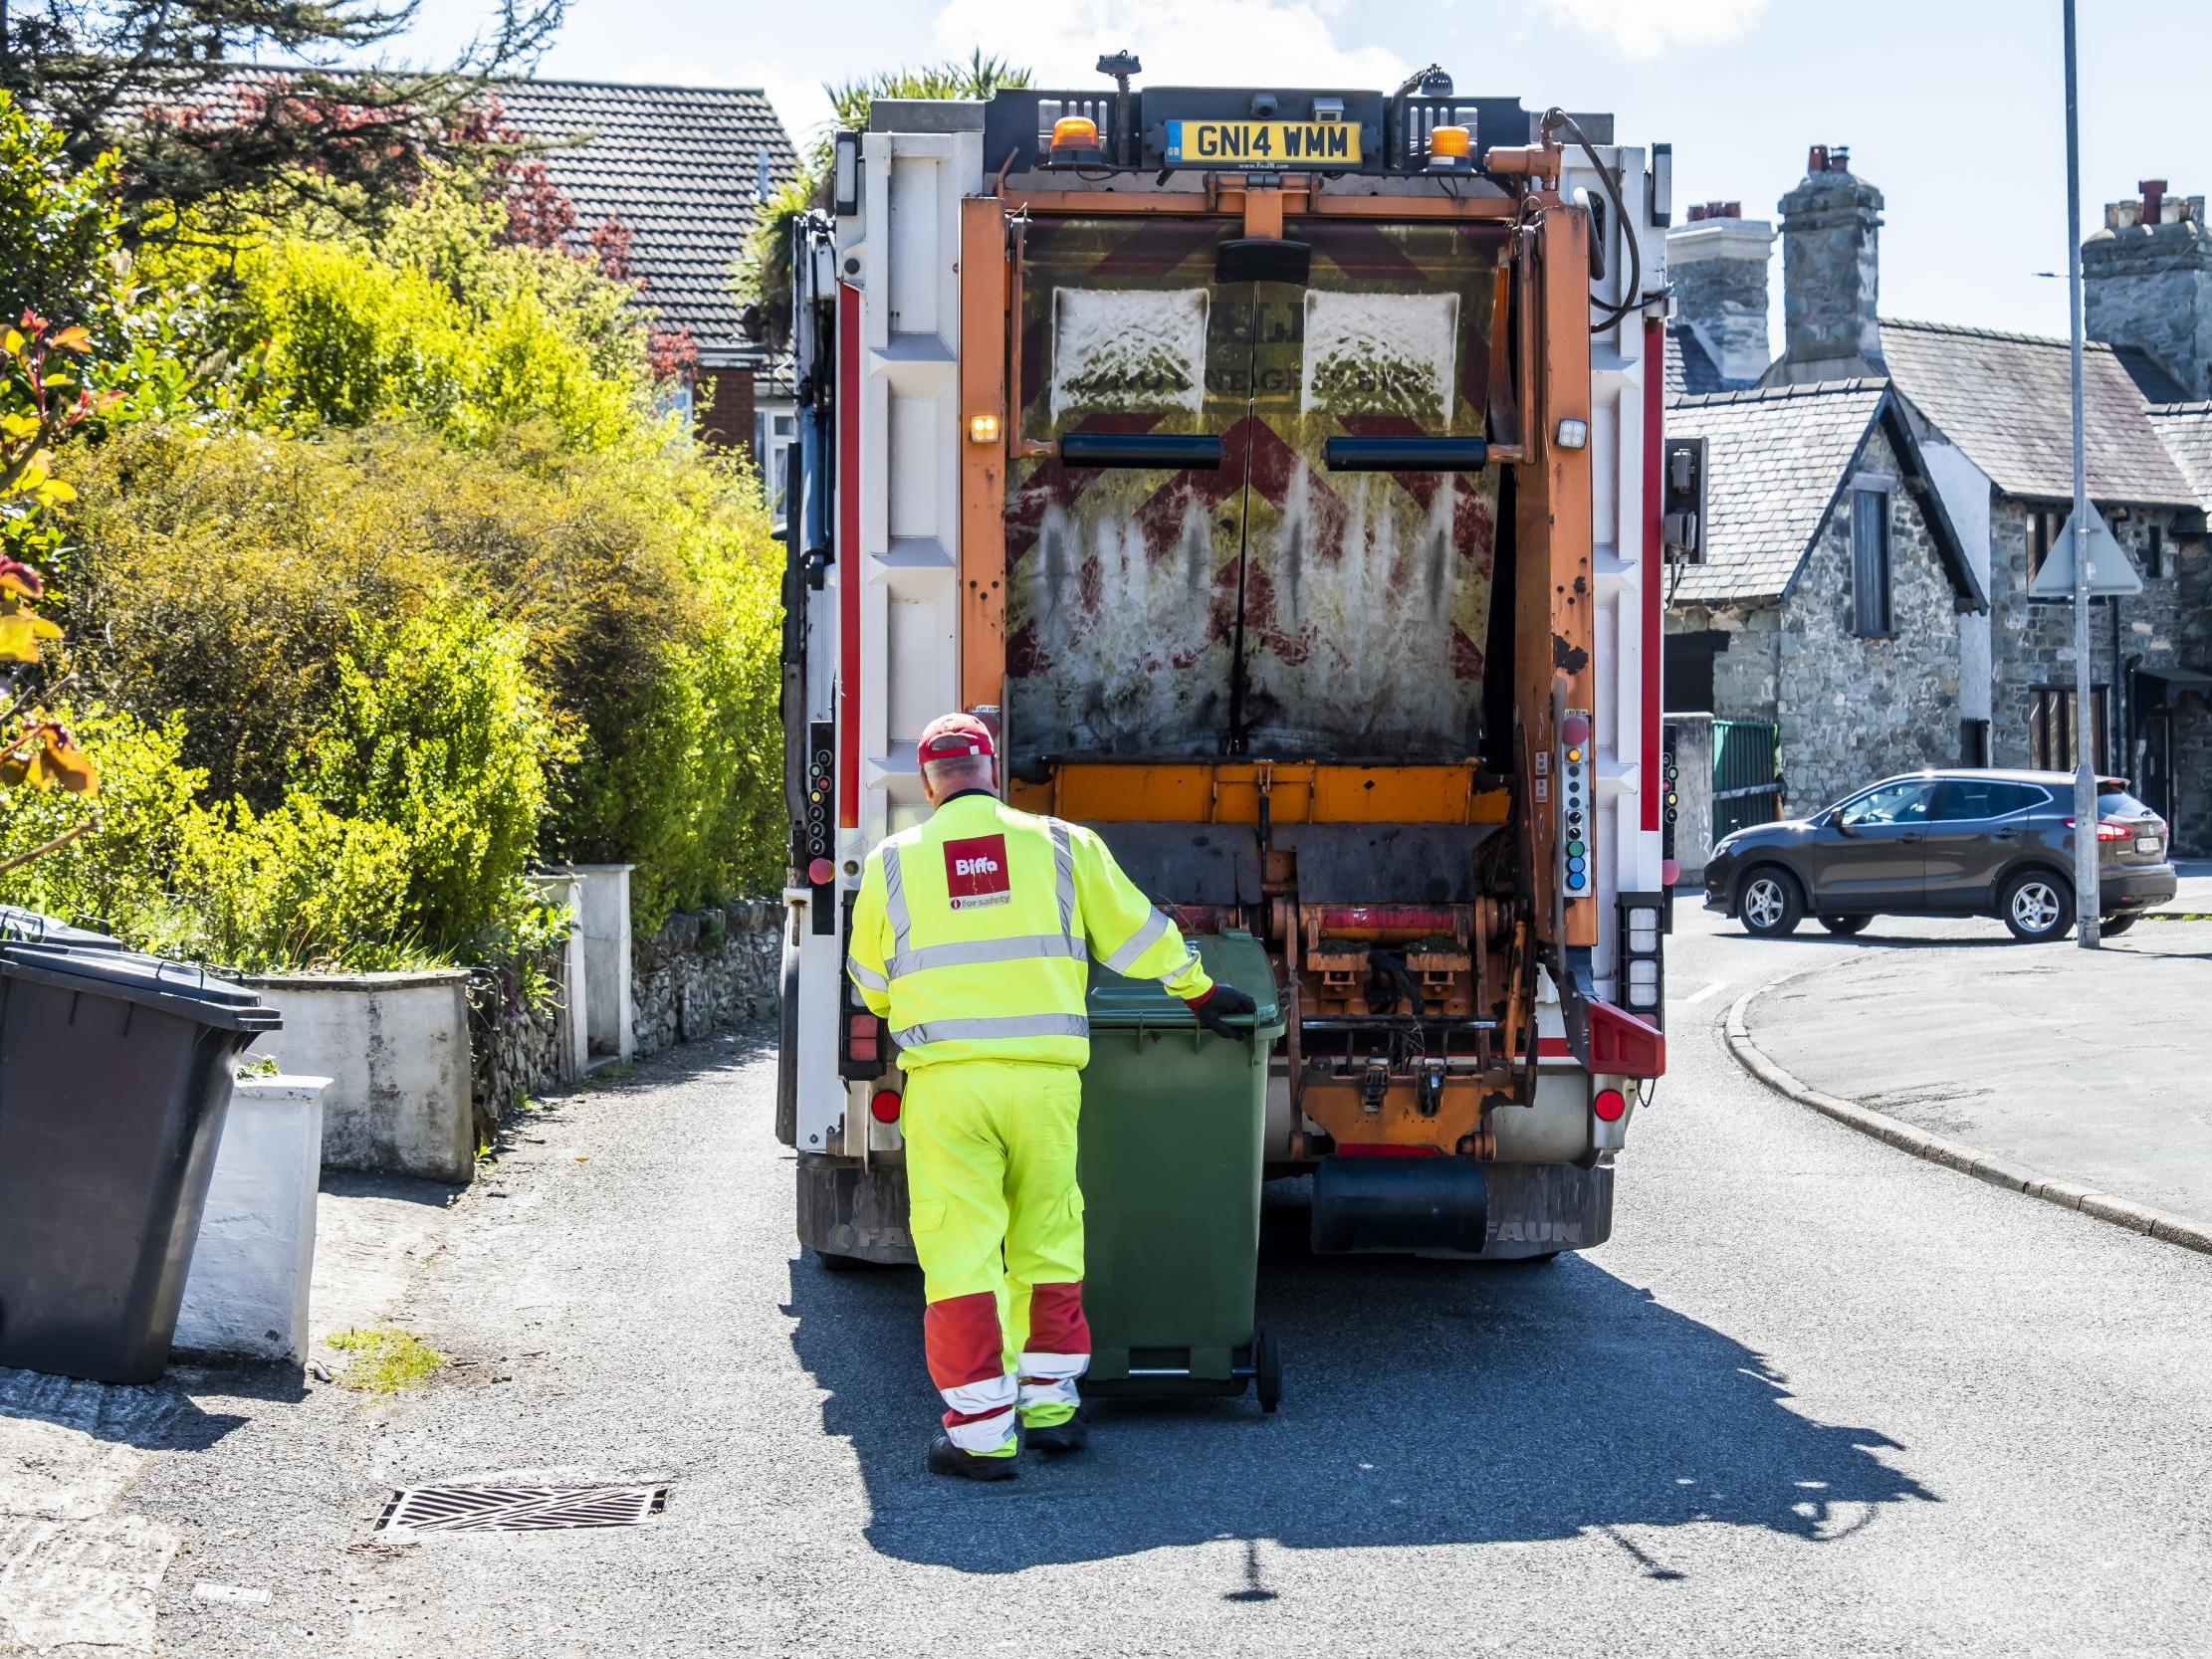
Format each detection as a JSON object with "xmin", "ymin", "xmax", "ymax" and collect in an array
[{"xmin": 376, "ymin": 1483, "xmax": 669, "ymax": 1536}]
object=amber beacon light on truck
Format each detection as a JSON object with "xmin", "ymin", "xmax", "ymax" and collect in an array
[{"xmin": 774, "ymin": 56, "xmax": 1675, "ymax": 1266}]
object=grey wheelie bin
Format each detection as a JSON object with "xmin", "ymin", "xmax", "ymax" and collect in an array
[
  {"xmin": 0, "ymin": 941, "xmax": 281, "ymax": 1383},
  {"xmin": 1078, "ymin": 931, "xmax": 1287, "ymax": 1412}
]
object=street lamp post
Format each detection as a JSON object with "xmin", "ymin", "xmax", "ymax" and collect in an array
[{"xmin": 2062, "ymin": 0, "xmax": 2101, "ymax": 949}]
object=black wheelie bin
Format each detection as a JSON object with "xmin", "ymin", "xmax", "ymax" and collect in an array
[
  {"xmin": 0, "ymin": 940, "xmax": 281, "ymax": 1382},
  {"xmin": 1078, "ymin": 931, "xmax": 1287, "ymax": 1412}
]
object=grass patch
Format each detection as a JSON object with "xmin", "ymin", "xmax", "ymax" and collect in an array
[{"xmin": 327, "ymin": 1326, "xmax": 445, "ymax": 1393}]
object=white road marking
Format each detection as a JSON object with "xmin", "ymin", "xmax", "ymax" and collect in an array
[{"xmin": 1680, "ymin": 981, "xmax": 1727, "ymax": 1005}]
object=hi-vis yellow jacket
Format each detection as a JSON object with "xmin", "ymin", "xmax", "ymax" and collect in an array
[{"xmin": 846, "ymin": 792, "xmax": 1214, "ymax": 1070}]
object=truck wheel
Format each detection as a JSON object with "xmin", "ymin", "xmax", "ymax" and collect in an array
[
  {"xmin": 1254, "ymin": 1327, "xmax": 1282, "ymax": 1414},
  {"xmin": 1739, "ymin": 868, "xmax": 1804, "ymax": 937},
  {"xmin": 774, "ymin": 945, "xmax": 799, "ymax": 1147},
  {"xmin": 812, "ymin": 1248, "xmax": 873, "ymax": 1274},
  {"xmin": 2001, "ymin": 871, "xmax": 2074, "ymax": 942}
]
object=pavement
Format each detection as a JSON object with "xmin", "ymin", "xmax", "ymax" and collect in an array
[
  {"xmin": 1739, "ymin": 917, "xmax": 2212, "ymax": 1243},
  {"xmin": 6, "ymin": 916, "xmax": 2212, "ymax": 1656}
]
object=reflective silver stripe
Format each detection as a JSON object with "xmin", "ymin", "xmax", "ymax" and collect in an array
[
  {"xmin": 886, "ymin": 933, "xmax": 1085, "ymax": 978},
  {"xmin": 882, "ymin": 843, "xmax": 911, "ymax": 954},
  {"xmin": 1048, "ymin": 819, "xmax": 1076, "ymax": 939},
  {"xmin": 942, "ymin": 1374, "xmax": 1015, "ymax": 1415},
  {"xmin": 892, "ymin": 1013, "xmax": 1090, "ymax": 1048},
  {"xmin": 1165, "ymin": 941, "xmax": 1201, "ymax": 984},
  {"xmin": 847, "ymin": 959, "xmax": 889, "ymax": 992},
  {"xmin": 1017, "ymin": 1377, "xmax": 1080, "ymax": 1409},
  {"xmin": 943, "ymin": 1407, "xmax": 1016, "ymax": 1452},
  {"xmin": 1016, "ymin": 1349, "xmax": 1089, "ymax": 1381},
  {"xmin": 1103, "ymin": 909, "xmax": 1173, "ymax": 976}
]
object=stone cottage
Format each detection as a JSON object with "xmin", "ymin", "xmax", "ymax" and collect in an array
[
  {"xmin": 1665, "ymin": 381, "xmax": 1984, "ymax": 815},
  {"xmin": 1667, "ymin": 150, "xmax": 2212, "ymax": 855}
]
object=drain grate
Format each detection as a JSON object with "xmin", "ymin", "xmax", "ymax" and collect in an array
[{"xmin": 376, "ymin": 1483, "xmax": 669, "ymax": 1536}]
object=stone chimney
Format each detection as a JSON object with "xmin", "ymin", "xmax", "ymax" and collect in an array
[
  {"xmin": 1667, "ymin": 201, "xmax": 1774, "ymax": 385},
  {"xmin": 2084, "ymin": 180, "xmax": 2212, "ymax": 400},
  {"xmin": 1761, "ymin": 144, "xmax": 1885, "ymax": 386}
]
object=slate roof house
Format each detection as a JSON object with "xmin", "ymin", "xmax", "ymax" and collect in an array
[
  {"xmin": 128, "ymin": 69, "xmax": 802, "ymax": 477},
  {"xmin": 1666, "ymin": 150, "xmax": 2212, "ymax": 857},
  {"xmin": 493, "ymin": 80, "xmax": 802, "ymax": 479},
  {"xmin": 1664, "ymin": 379, "xmax": 1984, "ymax": 817}
]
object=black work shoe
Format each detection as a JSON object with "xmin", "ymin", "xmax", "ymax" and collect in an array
[
  {"xmin": 1023, "ymin": 1412, "xmax": 1089, "ymax": 1454},
  {"xmin": 926, "ymin": 1433, "xmax": 1017, "ymax": 1481}
]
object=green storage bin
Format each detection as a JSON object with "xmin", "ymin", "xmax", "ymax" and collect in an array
[{"xmin": 1079, "ymin": 931, "xmax": 1286, "ymax": 1410}]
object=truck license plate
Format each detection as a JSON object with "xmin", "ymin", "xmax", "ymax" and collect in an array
[{"xmin": 1164, "ymin": 119, "xmax": 1361, "ymax": 167}]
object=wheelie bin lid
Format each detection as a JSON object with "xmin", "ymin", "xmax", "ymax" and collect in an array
[
  {"xmin": 0, "ymin": 941, "xmax": 282, "ymax": 1032},
  {"xmin": 0, "ymin": 906, "xmax": 122, "ymax": 949},
  {"xmin": 1088, "ymin": 930, "xmax": 1282, "ymax": 1033}
]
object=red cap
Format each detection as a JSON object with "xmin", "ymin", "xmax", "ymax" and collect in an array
[{"xmin": 918, "ymin": 712, "xmax": 995, "ymax": 762}]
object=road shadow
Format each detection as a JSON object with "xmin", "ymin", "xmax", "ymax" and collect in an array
[{"xmin": 788, "ymin": 1183, "xmax": 1934, "ymax": 1572}]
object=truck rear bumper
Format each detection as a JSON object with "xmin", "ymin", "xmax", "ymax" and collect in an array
[{"xmin": 797, "ymin": 1154, "xmax": 1613, "ymax": 1265}]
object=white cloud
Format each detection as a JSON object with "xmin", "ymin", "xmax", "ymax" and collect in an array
[
  {"xmin": 1532, "ymin": 0, "xmax": 1771, "ymax": 57},
  {"xmin": 928, "ymin": 0, "xmax": 1405, "ymax": 98}
]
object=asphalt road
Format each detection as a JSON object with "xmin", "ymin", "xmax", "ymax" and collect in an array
[{"xmin": 116, "ymin": 906, "xmax": 2212, "ymax": 1656}]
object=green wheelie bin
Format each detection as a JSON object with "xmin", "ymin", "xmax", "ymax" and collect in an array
[{"xmin": 1078, "ymin": 931, "xmax": 1286, "ymax": 1411}]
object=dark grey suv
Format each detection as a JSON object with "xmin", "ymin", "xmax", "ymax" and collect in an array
[{"xmin": 1703, "ymin": 770, "xmax": 2178, "ymax": 942}]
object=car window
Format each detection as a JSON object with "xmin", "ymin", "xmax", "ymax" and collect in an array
[
  {"xmin": 2097, "ymin": 787, "xmax": 2152, "ymax": 818},
  {"xmin": 1838, "ymin": 781, "xmax": 1935, "ymax": 826},
  {"xmin": 1932, "ymin": 780, "xmax": 2047, "ymax": 821}
]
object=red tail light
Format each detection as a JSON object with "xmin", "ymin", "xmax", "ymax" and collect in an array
[
  {"xmin": 847, "ymin": 1013, "xmax": 879, "ymax": 1062},
  {"xmin": 2065, "ymin": 818, "xmax": 2138, "ymax": 842},
  {"xmin": 1593, "ymin": 1088, "xmax": 1628, "ymax": 1123},
  {"xmin": 869, "ymin": 1090, "xmax": 902, "ymax": 1124}
]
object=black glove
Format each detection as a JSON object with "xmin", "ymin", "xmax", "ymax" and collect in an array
[{"xmin": 1185, "ymin": 982, "xmax": 1256, "ymax": 1038}]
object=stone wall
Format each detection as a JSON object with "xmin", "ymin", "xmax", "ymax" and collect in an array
[
  {"xmin": 1775, "ymin": 425, "xmax": 1965, "ymax": 813},
  {"xmin": 632, "ymin": 898, "xmax": 783, "ymax": 1058},
  {"xmin": 1666, "ymin": 604, "xmax": 1782, "ymax": 721},
  {"xmin": 469, "ymin": 944, "xmax": 569, "ymax": 1135},
  {"xmin": 1984, "ymin": 496, "xmax": 2209, "ymax": 854}
]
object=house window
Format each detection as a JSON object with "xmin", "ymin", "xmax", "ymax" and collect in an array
[
  {"xmin": 755, "ymin": 410, "xmax": 798, "ymax": 518},
  {"xmin": 2028, "ymin": 509, "xmax": 2053, "ymax": 579},
  {"xmin": 2028, "ymin": 686, "xmax": 2109, "ymax": 772},
  {"xmin": 1960, "ymin": 718, "xmax": 1991, "ymax": 767},
  {"xmin": 1851, "ymin": 485, "xmax": 1891, "ymax": 636},
  {"xmin": 2146, "ymin": 523, "xmax": 2164, "ymax": 579}
]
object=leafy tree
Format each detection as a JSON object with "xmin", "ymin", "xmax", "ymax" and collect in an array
[{"xmin": 0, "ymin": 0, "xmax": 564, "ymax": 233}]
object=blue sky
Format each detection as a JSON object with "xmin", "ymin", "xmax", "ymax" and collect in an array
[{"xmin": 391, "ymin": 0, "xmax": 2210, "ymax": 345}]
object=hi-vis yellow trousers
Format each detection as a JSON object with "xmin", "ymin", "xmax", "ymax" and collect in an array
[{"xmin": 902, "ymin": 1060, "xmax": 1091, "ymax": 1456}]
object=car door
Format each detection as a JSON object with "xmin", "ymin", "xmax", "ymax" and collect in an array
[
  {"xmin": 1808, "ymin": 780, "xmax": 1937, "ymax": 912},
  {"xmin": 1922, "ymin": 779, "xmax": 2049, "ymax": 910}
]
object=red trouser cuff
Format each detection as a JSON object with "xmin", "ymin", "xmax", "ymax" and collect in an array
[
  {"xmin": 1025, "ymin": 1281, "xmax": 1091, "ymax": 1359},
  {"xmin": 923, "ymin": 1290, "xmax": 1004, "ymax": 1392}
]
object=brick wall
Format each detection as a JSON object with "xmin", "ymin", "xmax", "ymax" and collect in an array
[{"xmin": 695, "ymin": 366, "xmax": 757, "ymax": 462}]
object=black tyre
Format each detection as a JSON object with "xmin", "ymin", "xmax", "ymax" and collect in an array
[
  {"xmin": 2001, "ymin": 870, "xmax": 2074, "ymax": 942},
  {"xmin": 1254, "ymin": 1327, "xmax": 1282, "ymax": 1414},
  {"xmin": 774, "ymin": 943, "xmax": 799, "ymax": 1147},
  {"xmin": 813, "ymin": 1248, "xmax": 872, "ymax": 1274},
  {"xmin": 1818, "ymin": 914, "xmax": 1873, "ymax": 936},
  {"xmin": 2100, "ymin": 914, "xmax": 2138, "ymax": 937},
  {"xmin": 1738, "ymin": 867, "xmax": 1805, "ymax": 937}
]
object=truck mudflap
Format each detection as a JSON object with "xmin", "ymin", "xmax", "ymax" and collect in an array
[{"xmin": 796, "ymin": 1154, "xmax": 917, "ymax": 1265}]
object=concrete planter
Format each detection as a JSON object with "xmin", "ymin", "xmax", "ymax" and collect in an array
[
  {"xmin": 174, "ymin": 1075, "xmax": 331, "ymax": 1363},
  {"xmin": 243, "ymin": 971, "xmax": 475, "ymax": 1182}
]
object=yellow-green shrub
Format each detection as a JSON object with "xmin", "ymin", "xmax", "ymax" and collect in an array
[{"xmin": 173, "ymin": 795, "xmax": 424, "ymax": 972}]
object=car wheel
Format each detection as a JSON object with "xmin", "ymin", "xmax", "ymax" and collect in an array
[
  {"xmin": 2099, "ymin": 914, "xmax": 2138, "ymax": 937},
  {"xmin": 2001, "ymin": 871, "xmax": 2074, "ymax": 942},
  {"xmin": 1818, "ymin": 914, "xmax": 1873, "ymax": 936},
  {"xmin": 1738, "ymin": 868, "xmax": 1804, "ymax": 937}
]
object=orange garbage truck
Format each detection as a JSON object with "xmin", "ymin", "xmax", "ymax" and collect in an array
[{"xmin": 774, "ymin": 65, "xmax": 1674, "ymax": 1271}]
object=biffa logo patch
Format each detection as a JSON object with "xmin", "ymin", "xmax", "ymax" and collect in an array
[{"xmin": 944, "ymin": 834, "xmax": 1012, "ymax": 910}]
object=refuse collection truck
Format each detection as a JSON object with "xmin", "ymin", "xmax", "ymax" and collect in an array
[{"xmin": 774, "ymin": 66, "xmax": 1673, "ymax": 1266}]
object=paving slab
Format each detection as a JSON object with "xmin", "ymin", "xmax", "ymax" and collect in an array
[{"xmin": 1745, "ymin": 920, "xmax": 2212, "ymax": 1236}]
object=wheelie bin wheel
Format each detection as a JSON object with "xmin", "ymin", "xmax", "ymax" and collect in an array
[{"xmin": 1254, "ymin": 1327, "xmax": 1282, "ymax": 1414}]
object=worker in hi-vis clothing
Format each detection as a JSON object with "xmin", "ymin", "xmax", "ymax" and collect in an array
[{"xmin": 845, "ymin": 712, "xmax": 1257, "ymax": 1481}]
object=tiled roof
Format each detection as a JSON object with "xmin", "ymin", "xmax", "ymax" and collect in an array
[
  {"xmin": 1664, "ymin": 324, "xmax": 1741, "ymax": 402},
  {"xmin": 1665, "ymin": 380, "xmax": 1887, "ymax": 604},
  {"xmin": 492, "ymin": 80, "xmax": 800, "ymax": 354},
  {"xmin": 2148, "ymin": 402, "xmax": 2212, "ymax": 514},
  {"xmin": 113, "ymin": 66, "xmax": 798, "ymax": 357},
  {"xmin": 1878, "ymin": 318, "xmax": 2195, "ymax": 508}
]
